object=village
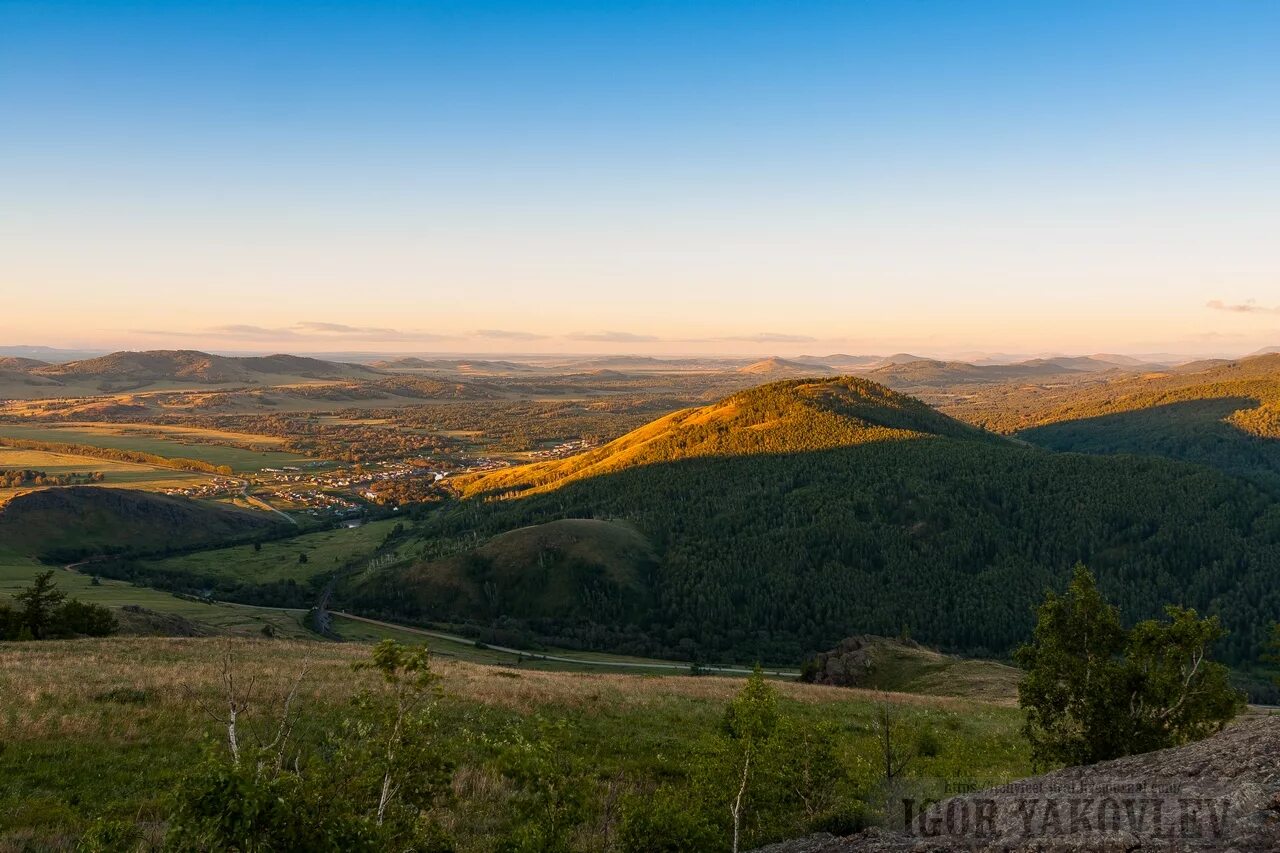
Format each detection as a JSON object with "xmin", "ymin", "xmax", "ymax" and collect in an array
[{"xmin": 160, "ymin": 453, "xmax": 518, "ymax": 518}]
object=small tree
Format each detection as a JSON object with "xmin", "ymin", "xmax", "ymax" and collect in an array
[
  {"xmin": 1016, "ymin": 564, "xmax": 1128, "ymax": 766},
  {"xmin": 172, "ymin": 641, "xmax": 453, "ymax": 851},
  {"xmin": 14, "ymin": 570, "xmax": 66, "ymax": 639},
  {"xmin": 352, "ymin": 640, "xmax": 446, "ymax": 826},
  {"xmin": 1123, "ymin": 606, "xmax": 1241, "ymax": 754},
  {"xmin": 722, "ymin": 666, "xmax": 779, "ymax": 853},
  {"xmin": 873, "ymin": 697, "xmax": 916, "ymax": 785},
  {"xmin": 1017, "ymin": 564, "xmax": 1241, "ymax": 768}
]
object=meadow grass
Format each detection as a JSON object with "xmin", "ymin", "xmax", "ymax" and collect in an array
[
  {"xmin": 137, "ymin": 518, "xmax": 403, "ymax": 585},
  {"xmin": 0, "ymin": 549, "xmax": 316, "ymax": 639},
  {"xmin": 0, "ymin": 636, "xmax": 1031, "ymax": 849}
]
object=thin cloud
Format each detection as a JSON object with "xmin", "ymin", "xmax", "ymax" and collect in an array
[
  {"xmin": 210, "ymin": 324, "xmax": 301, "ymax": 338},
  {"xmin": 1207, "ymin": 299, "xmax": 1280, "ymax": 315},
  {"xmin": 295, "ymin": 321, "xmax": 401, "ymax": 335},
  {"xmin": 723, "ymin": 332, "xmax": 817, "ymax": 343},
  {"xmin": 472, "ymin": 329, "xmax": 550, "ymax": 341},
  {"xmin": 135, "ymin": 323, "xmax": 455, "ymax": 343},
  {"xmin": 567, "ymin": 331, "xmax": 663, "ymax": 343}
]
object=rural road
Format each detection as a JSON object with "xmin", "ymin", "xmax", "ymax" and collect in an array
[
  {"xmin": 332, "ymin": 611, "xmax": 802, "ymax": 677},
  {"xmin": 236, "ymin": 478, "xmax": 299, "ymax": 526}
]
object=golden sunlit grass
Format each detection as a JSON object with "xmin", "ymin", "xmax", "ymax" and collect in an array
[
  {"xmin": 0, "ymin": 448, "xmax": 211, "ymax": 504},
  {"xmin": 0, "ymin": 637, "xmax": 983, "ymax": 743}
]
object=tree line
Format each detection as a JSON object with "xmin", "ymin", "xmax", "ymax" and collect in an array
[{"xmin": 0, "ymin": 468, "xmax": 105, "ymax": 488}]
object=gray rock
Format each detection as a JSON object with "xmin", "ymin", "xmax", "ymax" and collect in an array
[{"xmin": 757, "ymin": 716, "xmax": 1280, "ymax": 852}]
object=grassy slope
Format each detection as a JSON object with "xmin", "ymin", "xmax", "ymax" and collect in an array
[
  {"xmin": 456, "ymin": 376, "xmax": 989, "ymax": 497},
  {"xmin": 139, "ymin": 518, "xmax": 404, "ymax": 585},
  {"xmin": 0, "ymin": 487, "xmax": 283, "ymax": 561},
  {"xmin": 0, "ymin": 637, "xmax": 1030, "ymax": 847},
  {"xmin": 829, "ymin": 637, "xmax": 1023, "ymax": 703},
  {"xmin": 0, "ymin": 547, "xmax": 315, "ymax": 638},
  {"xmin": 367, "ymin": 518, "xmax": 655, "ymax": 623}
]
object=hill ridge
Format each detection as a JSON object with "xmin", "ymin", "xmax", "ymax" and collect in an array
[{"xmin": 456, "ymin": 377, "xmax": 989, "ymax": 497}]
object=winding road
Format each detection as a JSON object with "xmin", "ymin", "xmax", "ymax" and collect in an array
[{"xmin": 332, "ymin": 611, "xmax": 801, "ymax": 677}]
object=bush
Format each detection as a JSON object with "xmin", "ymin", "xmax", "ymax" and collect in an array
[
  {"xmin": 1017, "ymin": 564, "xmax": 1243, "ymax": 767},
  {"xmin": 618, "ymin": 787, "xmax": 723, "ymax": 853}
]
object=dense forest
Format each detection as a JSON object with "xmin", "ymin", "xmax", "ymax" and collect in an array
[{"xmin": 350, "ymin": 379, "xmax": 1280, "ymax": 669}]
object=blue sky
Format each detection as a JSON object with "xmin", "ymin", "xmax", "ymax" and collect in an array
[{"xmin": 3, "ymin": 1, "xmax": 1279, "ymax": 355}]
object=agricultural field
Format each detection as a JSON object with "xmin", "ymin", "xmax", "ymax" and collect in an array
[
  {"xmin": 0, "ymin": 422, "xmax": 315, "ymax": 472},
  {"xmin": 0, "ymin": 448, "xmax": 211, "ymax": 503},
  {"xmin": 0, "ymin": 635, "xmax": 1031, "ymax": 848}
]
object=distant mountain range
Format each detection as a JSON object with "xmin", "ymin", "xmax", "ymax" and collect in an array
[{"xmin": 0, "ymin": 349, "xmax": 379, "ymax": 395}]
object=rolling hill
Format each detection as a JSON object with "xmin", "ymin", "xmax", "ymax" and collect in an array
[
  {"xmin": 865, "ymin": 358, "xmax": 1091, "ymax": 388},
  {"xmin": 0, "ymin": 486, "xmax": 286, "ymax": 562},
  {"xmin": 455, "ymin": 377, "xmax": 989, "ymax": 497},
  {"xmin": 32, "ymin": 350, "xmax": 379, "ymax": 385},
  {"xmin": 358, "ymin": 518, "xmax": 655, "ymax": 629},
  {"xmin": 737, "ymin": 356, "xmax": 836, "ymax": 377},
  {"xmin": 936, "ymin": 353, "xmax": 1280, "ymax": 493},
  {"xmin": 355, "ymin": 377, "xmax": 1280, "ymax": 668},
  {"xmin": 0, "ymin": 357, "xmax": 51, "ymax": 371}
]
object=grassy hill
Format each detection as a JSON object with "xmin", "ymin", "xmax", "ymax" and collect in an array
[
  {"xmin": 802, "ymin": 635, "xmax": 1021, "ymax": 703},
  {"xmin": 356, "ymin": 518, "xmax": 655, "ymax": 627},
  {"xmin": 32, "ymin": 349, "xmax": 378, "ymax": 384},
  {"xmin": 0, "ymin": 486, "xmax": 285, "ymax": 562},
  {"xmin": 865, "ymin": 358, "xmax": 1101, "ymax": 388},
  {"xmin": 0, "ymin": 350, "xmax": 385, "ymax": 399},
  {"xmin": 456, "ymin": 377, "xmax": 990, "ymax": 498},
  {"xmin": 0, "ymin": 356, "xmax": 51, "ymax": 371},
  {"xmin": 360, "ymin": 377, "xmax": 1280, "ymax": 668},
  {"xmin": 737, "ymin": 357, "xmax": 837, "ymax": 377}
]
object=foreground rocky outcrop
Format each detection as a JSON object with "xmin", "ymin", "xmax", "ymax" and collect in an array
[{"xmin": 757, "ymin": 716, "xmax": 1280, "ymax": 852}]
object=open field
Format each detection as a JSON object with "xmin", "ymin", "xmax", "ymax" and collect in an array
[
  {"xmin": 137, "ymin": 518, "xmax": 404, "ymax": 585},
  {"xmin": 0, "ymin": 448, "xmax": 211, "ymax": 503},
  {"xmin": 0, "ymin": 636, "xmax": 1031, "ymax": 848},
  {"xmin": 0, "ymin": 548, "xmax": 316, "ymax": 639},
  {"xmin": 0, "ymin": 422, "xmax": 314, "ymax": 472}
]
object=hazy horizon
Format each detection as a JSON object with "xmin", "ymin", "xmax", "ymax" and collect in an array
[{"xmin": 4, "ymin": 1, "xmax": 1279, "ymax": 355}]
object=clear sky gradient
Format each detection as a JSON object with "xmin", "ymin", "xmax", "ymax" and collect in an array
[{"xmin": 2, "ymin": 1, "xmax": 1278, "ymax": 356}]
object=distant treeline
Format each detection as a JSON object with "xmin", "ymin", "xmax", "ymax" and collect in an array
[
  {"xmin": 0, "ymin": 438, "xmax": 234, "ymax": 476},
  {"xmin": 0, "ymin": 468, "xmax": 104, "ymax": 488}
]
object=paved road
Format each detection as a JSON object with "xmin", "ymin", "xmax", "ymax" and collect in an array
[{"xmin": 333, "ymin": 611, "xmax": 801, "ymax": 677}]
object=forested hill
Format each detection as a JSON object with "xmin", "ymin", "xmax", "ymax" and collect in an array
[
  {"xmin": 356, "ymin": 378, "xmax": 1280, "ymax": 670},
  {"xmin": 998, "ymin": 353, "xmax": 1280, "ymax": 494},
  {"xmin": 456, "ymin": 377, "xmax": 993, "ymax": 497}
]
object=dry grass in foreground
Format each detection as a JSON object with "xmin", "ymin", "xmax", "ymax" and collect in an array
[{"xmin": 0, "ymin": 636, "xmax": 985, "ymax": 743}]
